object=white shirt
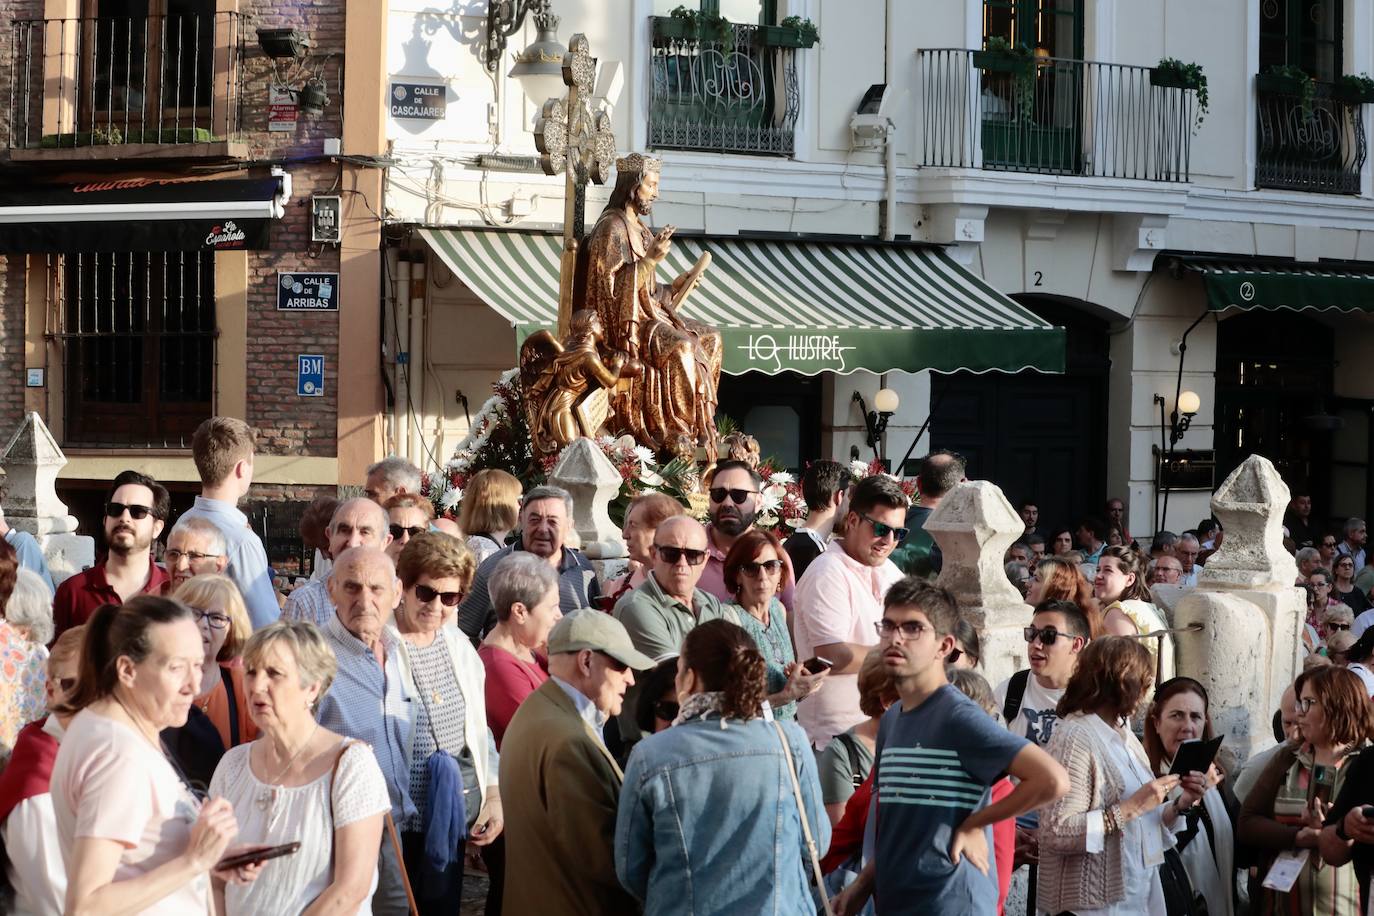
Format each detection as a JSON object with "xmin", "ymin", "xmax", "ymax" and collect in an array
[
  {"xmin": 1353, "ymin": 608, "xmax": 1374, "ymax": 638},
  {"xmin": 2, "ymin": 716, "xmax": 66, "ymax": 916},
  {"xmin": 993, "ymin": 673, "xmax": 1065, "ymax": 748},
  {"xmin": 1348, "ymin": 663, "xmax": 1374, "ymax": 698}
]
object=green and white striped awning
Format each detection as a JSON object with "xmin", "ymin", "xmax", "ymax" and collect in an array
[
  {"xmin": 418, "ymin": 228, "xmax": 1064, "ymax": 376},
  {"xmin": 1179, "ymin": 257, "xmax": 1374, "ymax": 313}
]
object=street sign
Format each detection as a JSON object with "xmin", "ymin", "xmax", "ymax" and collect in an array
[
  {"xmin": 390, "ymin": 82, "xmax": 447, "ymax": 120},
  {"xmin": 297, "ymin": 355, "xmax": 324, "ymax": 397},
  {"xmin": 277, "ymin": 271, "xmax": 339, "ymax": 311}
]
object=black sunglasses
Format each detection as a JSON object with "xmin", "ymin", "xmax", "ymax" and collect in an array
[
  {"xmin": 1024, "ymin": 625, "xmax": 1069, "ymax": 646},
  {"xmin": 709, "ymin": 487, "xmax": 758, "ymax": 505},
  {"xmin": 653, "ymin": 700, "xmax": 680, "ymax": 721},
  {"xmin": 389, "ymin": 524, "xmax": 426, "ymax": 541},
  {"xmin": 106, "ymin": 501, "xmax": 153, "ymax": 520},
  {"xmin": 740, "ymin": 559, "xmax": 783, "ymax": 577},
  {"xmin": 655, "ymin": 545, "xmax": 708, "ymax": 566},
  {"xmin": 414, "ymin": 583, "xmax": 464, "ymax": 607},
  {"xmin": 596, "ymin": 651, "xmax": 630, "ymax": 673},
  {"xmin": 861, "ymin": 513, "xmax": 909, "ymax": 542}
]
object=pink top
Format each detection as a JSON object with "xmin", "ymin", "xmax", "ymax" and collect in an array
[
  {"xmin": 477, "ymin": 645, "xmax": 550, "ymax": 748},
  {"xmin": 793, "ymin": 540, "xmax": 904, "ymax": 749},
  {"xmin": 695, "ymin": 525, "xmax": 796, "ymax": 614},
  {"xmin": 51, "ymin": 709, "xmax": 208, "ymax": 915}
]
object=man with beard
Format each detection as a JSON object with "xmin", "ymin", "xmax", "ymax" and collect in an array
[
  {"xmin": 52, "ymin": 470, "xmax": 169, "ymax": 637},
  {"xmin": 457, "ymin": 486, "xmax": 600, "ymax": 639},
  {"xmin": 695, "ymin": 460, "xmax": 797, "ymax": 614}
]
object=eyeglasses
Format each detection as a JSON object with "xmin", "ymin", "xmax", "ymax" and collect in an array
[
  {"xmin": 389, "ymin": 524, "xmax": 426, "ymax": 541},
  {"xmin": 653, "ymin": 700, "xmax": 680, "ymax": 721},
  {"xmin": 190, "ymin": 608, "xmax": 231, "ymax": 630},
  {"xmin": 655, "ymin": 545, "xmax": 708, "ymax": 566},
  {"xmin": 414, "ymin": 583, "xmax": 464, "ymax": 607},
  {"xmin": 740, "ymin": 559, "xmax": 783, "ymax": 577},
  {"xmin": 875, "ymin": 619, "xmax": 929, "ymax": 639},
  {"xmin": 1024, "ymin": 625, "xmax": 1067, "ymax": 646},
  {"xmin": 861, "ymin": 513, "xmax": 909, "ymax": 543},
  {"xmin": 596, "ymin": 651, "xmax": 630, "ymax": 673},
  {"xmin": 1298, "ymin": 696, "xmax": 1318, "ymax": 713},
  {"xmin": 106, "ymin": 501, "xmax": 153, "ymax": 520},
  {"xmin": 1322, "ymin": 541, "xmax": 1338, "ymax": 548},
  {"xmin": 164, "ymin": 549, "xmax": 222, "ymax": 565},
  {"xmin": 709, "ymin": 487, "xmax": 758, "ymax": 505}
]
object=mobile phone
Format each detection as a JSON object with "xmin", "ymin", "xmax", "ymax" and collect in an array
[
  {"xmin": 216, "ymin": 841, "xmax": 301, "ymax": 871},
  {"xmin": 802, "ymin": 656, "xmax": 834, "ymax": 675},
  {"xmin": 1169, "ymin": 735, "xmax": 1224, "ymax": 777}
]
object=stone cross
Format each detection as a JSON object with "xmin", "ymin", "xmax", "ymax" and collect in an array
[
  {"xmin": 925, "ymin": 481, "xmax": 1027, "ymax": 628},
  {"xmin": 1197, "ymin": 454, "xmax": 1297, "ymax": 590},
  {"xmin": 548, "ymin": 437, "xmax": 626, "ymax": 561}
]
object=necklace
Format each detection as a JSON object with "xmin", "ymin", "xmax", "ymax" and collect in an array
[{"xmin": 255, "ymin": 722, "xmax": 320, "ymax": 813}]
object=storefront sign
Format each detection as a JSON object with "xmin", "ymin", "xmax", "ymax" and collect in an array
[
  {"xmin": 297, "ymin": 355, "xmax": 324, "ymax": 397},
  {"xmin": 390, "ymin": 82, "xmax": 447, "ymax": 120},
  {"xmin": 277, "ymin": 272, "xmax": 339, "ymax": 311},
  {"xmin": 734, "ymin": 333, "xmax": 859, "ymax": 374},
  {"xmin": 269, "ymin": 86, "xmax": 298, "ymax": 132}
]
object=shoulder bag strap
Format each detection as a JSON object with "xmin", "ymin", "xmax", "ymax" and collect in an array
[
  {"xmin": 836, "ymin": 732, "xmax": 865, "ymax": 789},
  {"xmin": 773, "ymin": 721, "xmax": 835, "ymax": 916},
  {"xmin": 332, "ymin": 740, "xmax": 420, "ymax": 916},
  {"xmin": 220, "ymin": 666, "xmax": 239, "ymax": 748},
  {"xmin": 1002, "ymin": 669, "xmax": 1031, "ymax": 728}
]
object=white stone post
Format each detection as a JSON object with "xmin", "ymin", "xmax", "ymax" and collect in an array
[
  {"xmin": 0, "ymin": 413, "xmax": 94, "ymax": 584},
  {"xmin": 549, "ymin": 438, "xmax": 629, "ymax": 582}
]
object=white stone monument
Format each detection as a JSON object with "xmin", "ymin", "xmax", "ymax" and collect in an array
[
  {"xmin": 0, "ymin": 413, "xmax": 94, "ymax": 584},
  {"xmin": 925, "ymin": 480, "xmax": 1031, "ymax": 689},
  {"xmin": 548, "ymin": 437, "xmax": 628, "ymax": 581}
]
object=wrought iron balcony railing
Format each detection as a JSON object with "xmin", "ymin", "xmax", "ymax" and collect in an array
[
  {"xmin": 918, "ymin": 49, "xmax": 1195, "ymax": 182},
  {"xmin": 648, "ymin": 18, "xmax": 803, "ymax": 157},
  {"xmin": 1255, "ymin": 77, "xmax": 1367, "ymax": 194},
  {"xmin": 5, "ymin": 12, "xmax": 244, "ymax": 150}
]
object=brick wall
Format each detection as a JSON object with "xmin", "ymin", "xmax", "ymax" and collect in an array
[{"xmin": 0, "ymin": 256, "xmax": 27, "ymax": 438}]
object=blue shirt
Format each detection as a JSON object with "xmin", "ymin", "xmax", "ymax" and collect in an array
[
  {"xmin": 868, "ymin": 684, "xmax": 1028, "ymax": 915},
  {"xmin": 4, "ymin": 529, "xmax": 53, "ymax": 594},
  {"xmin": 316, "ymin": 613, "xmax": 418, "ymax": 822},
  {"xmin": 552, "ymin": 675, "xmax": 608, "ymax": 735},
  {"xmin": 178, "ymin": 496, "xmax": 280, "ymax": 629}
]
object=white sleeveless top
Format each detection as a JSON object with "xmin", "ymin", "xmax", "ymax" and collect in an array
[{"xmin": 209, "ymin": 739, "xmax": 390, "ymax": 915}]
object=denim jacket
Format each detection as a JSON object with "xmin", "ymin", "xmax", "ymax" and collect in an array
[{"xmin": 615, "ymin": 713, "xmax": 829, "ymax": 915}]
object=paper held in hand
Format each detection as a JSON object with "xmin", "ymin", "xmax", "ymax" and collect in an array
[{"xmin": 1261, "ymin": 849, "xmax": 1309, "ymax": 893}]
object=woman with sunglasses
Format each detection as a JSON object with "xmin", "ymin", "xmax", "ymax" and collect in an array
[
  {"xmin": 392, "ymin": 532, "xmax": 504, "ymax": 916},
  {"xmin": 1331, "ymin": 555, "xmax": 1371, "ymax": 616},
  {"xmin": 1144, "ymin": 677, "xmax": 1237, "ymax": 916},
  {"xmin": 383, "ymin": 492, "xmax": 435, "ymax": 564},
  {"xmin": 723, "ymin": 529, "xmax": 825, "ymax": 721},
  {"xmin": 1239, "ymin": 666, "xmax": 1373, "ymax": 916},
  {"xmin": 634, "ymin": 656, "xmax": 684, "ymax": 737},
  {"xmin": 51, "ymin": 596, "xmax": 262, "ymax": 915}
]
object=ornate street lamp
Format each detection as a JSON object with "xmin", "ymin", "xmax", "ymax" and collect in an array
[{"xmin": 487, "ymin": 0, "xmax": 567, "ymax": 83}]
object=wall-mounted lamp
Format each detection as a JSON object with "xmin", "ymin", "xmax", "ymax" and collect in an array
[
  {"xmin": 1169, "ymin": 389, "xmax": 1201, "ymax": 447},
  {"xmin": 1153, "ymin": 389, "xmax": 1202, "ymax": 532},
  {"xmin": 257, "ymin": 27, "xmax": 313, "ymax": 59},
  {"xmin": 487, "ymin": 0, "xmax": 568, "ymax": 82},
  {"xmin": 854, "ymin": 388, "xmax": 900, "ymax": 459}
]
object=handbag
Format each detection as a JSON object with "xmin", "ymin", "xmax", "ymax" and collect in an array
[
  {"xmin": 332, "ymin": 740, "xmax": 420, "ymax": 916},
  {"xmin": 773, "ymin": 721, "xmax": 836, "ymax": 916}
]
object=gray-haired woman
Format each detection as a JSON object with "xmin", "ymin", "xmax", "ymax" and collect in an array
[
  {"xmin": 6, "ymin": 567, "xmax": 54, "ymax": 646},
  {"xmin": 479, "ymin": 552, "xmax": 562, "ymax": 748}
]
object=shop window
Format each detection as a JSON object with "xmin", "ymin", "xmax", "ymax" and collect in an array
[{"xmin": 59, "ymin": 251, "xmax": 215, "ymax": 447}]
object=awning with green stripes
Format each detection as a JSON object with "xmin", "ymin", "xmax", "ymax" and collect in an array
[
  {"xmin": 418, "ymin": 228, "xmax": 1065, "ymax": 376},
  {"xmin": 1189, "ymin": 259, "xmax": 1374, "ymax": 313}
]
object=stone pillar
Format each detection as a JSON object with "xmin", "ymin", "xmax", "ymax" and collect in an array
[
  {"xmin": 0, "ymin": 413, "xmax": 94, "ymax": 584},
  {"xmin": 549, "ymin": 438, "xmax": 628, "ymax": 582},
  {"xmin": 925, "ymin": 481, "xmax": 1030, "ymax": 689},
  {"xmin": 1172, "ymin": 455, "xmax": 1305, "ymax": 763}
]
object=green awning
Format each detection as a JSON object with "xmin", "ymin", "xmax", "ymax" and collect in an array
[
  {"xmin": 1189, "ymin": 259, "xmax": 1374, "ymax": 313},
  {"xmin": 418, "ymin": 228, "xmax": 1065, "ymax": 376}
]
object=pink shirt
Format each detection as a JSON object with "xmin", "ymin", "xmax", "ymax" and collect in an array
[
  {"xmin": 793, "ymin": 540, "xmax": 904, "ymax": 749},
  {"xmin": 696, "ymin": 525, "xmax": 796, "ymax": 614},
  {"xmin": 51, "ymin": 709, "xmax": 208, "ymax": 915},
  {"xmin": 478, "ymin": 645, "xmax": 550, "ymax": 749}
]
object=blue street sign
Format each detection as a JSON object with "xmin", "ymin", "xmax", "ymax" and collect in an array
[{"xmin": 298, "ymin": 354, "xmax": 324, "ymax": 397}]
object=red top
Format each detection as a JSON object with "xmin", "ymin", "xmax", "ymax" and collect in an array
[
  {"xmin": 477, "ymin": 644, "xmax": 549, "ymax": 748},
  {"xmin": 990, "ymin": 777, "xmax": 1014, "ymax": 916},
  {"xmin": 0, "ymin": 717, "xmax": 60, "ymax": 824},
  {"xmin": 53, "ymin": 561, "xmax": 170, "ymax": 638}
]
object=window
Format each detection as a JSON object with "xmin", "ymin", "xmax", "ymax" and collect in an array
[
  {"xmin": 1260, "ymin": 0, "xmax": 1341, "ymax": 81},
  {"xmin": 983, "ymin": 0, "xmax": 1082, "ymax": 59},
  {"xmin": 60, "ymin": 251, "xmax": 215, "ymax": 446},
  {"xmin": 652, "ymin": 0, "xmax": 773, "ymax": 23}
]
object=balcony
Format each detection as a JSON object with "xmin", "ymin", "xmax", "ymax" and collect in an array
[
  {"xmin": 647, "ymin": 18, "xmax": 805, "ymax": 157},
  {"xmin": 4, "ymin": 13, "xmax": 245, "ymax": 160},
  {"xmin": 917, "ymin": 49, "xmax": 1195, "ymax": 183},
  {"xmin": 1255, "ymin": 76, "xmax": 1366, "ymax": 195}
]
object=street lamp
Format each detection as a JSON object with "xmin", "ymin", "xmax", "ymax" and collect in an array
[
  {"xmin": 854, "ymin": 388, "xmax": 900, "ymax": 463},
  {"xmin": 487, "ymin": 0, "xmax": 567, "ymax": 79},
  {"xmin": 1154, "ymin": 389, "xmax": 1202, "ymax": 531}
]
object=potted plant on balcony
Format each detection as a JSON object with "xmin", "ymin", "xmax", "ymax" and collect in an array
[
  {"xmin": 761, "ymin": 15, "xmax": 819, "ymax": 49},
  {"xmin": 1333, "ymin": 73, "xmax": 1374, "ymax": 105},
  {"xmin": 655, "ymin": 6, "xmax": 734, "ymax": 44},
  {"xmin": 972, "ymin": 36, "xmax": 1034, "ymax": 75},
  {"xmin": 1258, "ymin": 65, "xmax": 1316, "ymax": 117},
  {"xmin": 1151, "ymin": 58, "xmax": 1209, "ymax": 131}
]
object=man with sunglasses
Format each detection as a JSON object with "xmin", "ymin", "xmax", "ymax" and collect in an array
[
  {"xmin": 501, "ymin": 609, "xmax": 651, "ymax": 916},
  {"xmin": 162, "ymin": 517, "xmax": 229, "ymax": 592},
  {"xmin": 284, "ymin": 498, "xmax": 393, "ymax": 627},
  {"xmin": 53, "ymin": 470, "xmax": 170, "ymax": 638},
  {"xmin": 696, "ymin": 460, "xmax": 797, "ymax": 614},
  {"xmin": 794, "ymin": 474, "xmax": 909, "ymax": 750}
]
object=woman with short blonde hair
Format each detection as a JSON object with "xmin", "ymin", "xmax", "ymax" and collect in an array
[
  {"xmin": 459, "ymin": 469, "xmax": 522, "ymax": 565},
  {"xmin": 172, "ymin": 574, "xmax": 257, "ymax": 751}
]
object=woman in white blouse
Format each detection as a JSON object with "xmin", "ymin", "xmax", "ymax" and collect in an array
[
  {"xmin": 1039, "ymin": 637, "xmax": 1207, "ymax": 916},
  {"xmin": 209, "ymin": 620, "xmax": 390, "ymax": 915}
]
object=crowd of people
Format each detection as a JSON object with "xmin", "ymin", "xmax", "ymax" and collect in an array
[{"xmin": 0, "ymin": 419, "xmax": 1371, "ymax": 916}]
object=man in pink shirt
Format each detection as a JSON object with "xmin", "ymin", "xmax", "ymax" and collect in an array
[
  {"xmin": 793, "ymin": 474, "xmax": 909, "ymax": 749},
  {"xmin": 695, "ymin": 460, "xmax": 797, "ymax": 614}
]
